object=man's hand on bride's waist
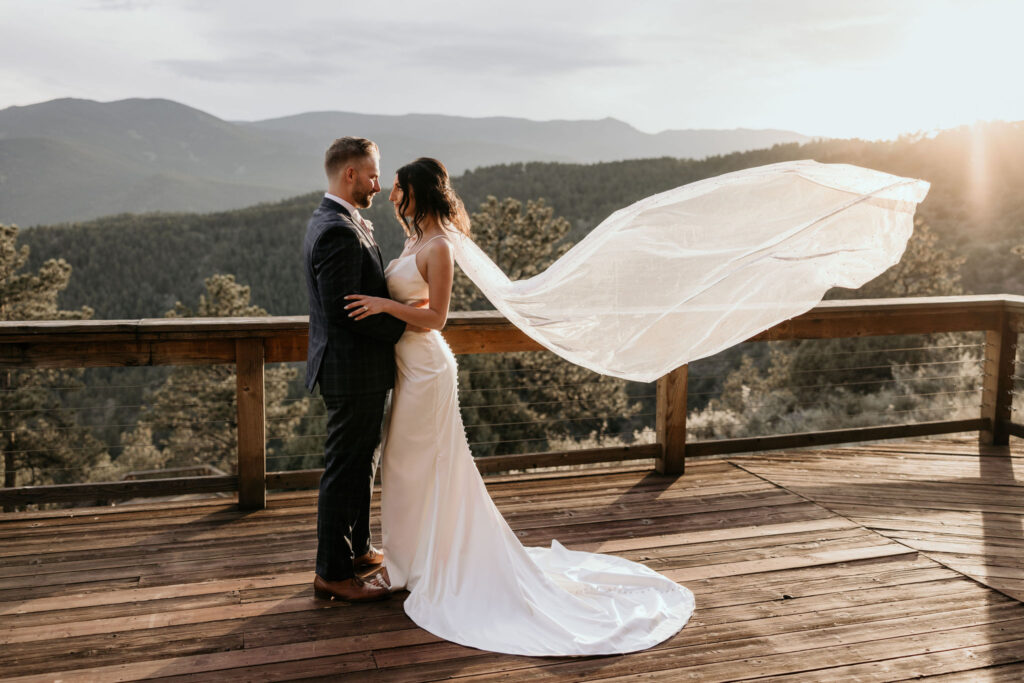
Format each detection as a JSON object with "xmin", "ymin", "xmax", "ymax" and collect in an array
[
  {"xmin": 345, "ymin": 295, "xmax": 432, "ymax": 333},
  {"xmin": 345, "ymin": 294, "xmax": 392, "ymax": 320}
]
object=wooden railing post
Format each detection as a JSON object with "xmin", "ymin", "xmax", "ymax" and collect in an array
[
  {"xmin": 656, "ymin": 364, "xmax": 688, "ymax": 474},
  {"xmin": 981, "ymin": 310, "xmax": 1015, "ymax": 446},
  {"xmin": 236, "ymin": 338, "xmax": 266, "ymax": 510}
]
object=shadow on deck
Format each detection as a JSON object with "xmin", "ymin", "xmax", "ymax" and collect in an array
[{"xmin": 2, "ymin": 437, "xmax": 1023, "ymax": 682}]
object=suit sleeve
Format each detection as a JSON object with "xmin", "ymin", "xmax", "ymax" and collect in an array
[{"xmin": 313, "ymin": 224, "xmax": 407, "ymax": 344}]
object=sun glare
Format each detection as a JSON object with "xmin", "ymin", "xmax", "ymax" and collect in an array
[{"xmin": 901, "ymin": 1, "xmax": 1024, "ymax": 132}]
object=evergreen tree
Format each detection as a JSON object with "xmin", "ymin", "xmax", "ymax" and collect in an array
[
  {"xmin": 454, "ymin": 198, "xmax": 639, "ymax": 456},
  {"xmin": 0, "ymin": 224, "xmax": 106, "ymax": 510},
  {"xmin": 119, "ymin": 274, "xmax": 308, "ymax": 473}
]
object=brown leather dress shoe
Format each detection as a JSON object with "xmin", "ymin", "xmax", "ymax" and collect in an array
[
  {"xmin": 313, "ymin": 574, "xmax": 390, "ymax": 602},
  {"xmin": 354, "ymin": 547, "xmax": 384, "ymax": 569}
]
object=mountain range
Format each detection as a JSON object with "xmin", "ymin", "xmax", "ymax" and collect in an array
[{"xmin": 0, "ymin": 97, "xmax": 812, "ymax": 227}]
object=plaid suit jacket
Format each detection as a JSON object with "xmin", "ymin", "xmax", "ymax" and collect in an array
[{"xmin": 304, "ymin": 197, "xmax": 406, "ymax": 395}]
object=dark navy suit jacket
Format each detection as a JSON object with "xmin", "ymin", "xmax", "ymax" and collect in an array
[{"xmin": 303, "ymin": 197, "xmax": 406, "ymax": 395}]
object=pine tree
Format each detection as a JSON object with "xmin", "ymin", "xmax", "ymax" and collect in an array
[
  {"xmin": 120, "ymin": 274, "xmax": 308, "ymax": 474},
  {"xmin": 1, "ymin": 224, "xmax": 106, "ymax": 510},
  {"xmin": 454, "ymin": 198, "xmax": 639, "ymax": 456}
]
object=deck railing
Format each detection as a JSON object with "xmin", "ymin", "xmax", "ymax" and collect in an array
[{"xmin": 1, "ymin": 294, "xmax": 1021, "ymax": 510}]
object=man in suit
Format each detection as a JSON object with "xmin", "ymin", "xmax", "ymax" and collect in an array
[{"xmin": 304, "ymin": 137, "xmax": 406, "ymax": 602}]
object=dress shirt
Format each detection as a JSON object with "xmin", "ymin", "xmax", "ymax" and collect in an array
[{"xmin": 324, "ymin": 193, "xmax": 373, "ymax": 233}]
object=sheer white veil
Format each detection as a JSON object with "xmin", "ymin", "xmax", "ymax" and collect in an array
[{"xmin": 451, "ymin": 160, "xmax": 930, "ymax": 383}]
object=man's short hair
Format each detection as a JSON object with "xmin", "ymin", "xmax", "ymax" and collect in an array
[{"xmin": 325, "ymin": 137, "xmax": 379, "ymax": 177}]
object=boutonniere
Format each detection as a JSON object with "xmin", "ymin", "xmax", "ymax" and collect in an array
[{"xmin": 362, "ymin": 219, "xmax": 374, "ymax": 232}]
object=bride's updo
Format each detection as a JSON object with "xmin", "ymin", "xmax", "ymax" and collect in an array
[{"xmin": 394, "ymin": 158, "xmax": 471, "ymax": 239}]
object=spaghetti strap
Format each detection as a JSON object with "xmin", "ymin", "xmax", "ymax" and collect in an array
[
  {"xmin": 410, "ymin": 234, "xmax": 451, "ymax": 256},
  {"xmin": 418, "ymin": 234, "xmax": 450, "ymax": 249}
]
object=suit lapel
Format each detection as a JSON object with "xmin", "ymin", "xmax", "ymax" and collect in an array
[
  {"xmin": 323, "ymin": 198, "xmax": 386, "ymax": 271},
  {"xmin": 368, "ymin": 238, "xmax": 385, "ymax": 272}
]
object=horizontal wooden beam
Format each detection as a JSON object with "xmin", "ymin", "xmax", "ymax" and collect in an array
[
  {"xmin": 266, "ymin": 444, "xmax": 661, "ymax": 490},
  {"xmin": 1005, "ymin": 421, "xmax": 1024, "ymax": 440},
  {"xmin": 0, "ymin": 475, "xmax": 237, "ymax": 507},
  {"xmin": 4, "ymin": 295, "xmax": 1022, "ymax": 369},
  {"xmin": 0, "ymin": 316, "xmax": 309, "ymax": 342},
  {"xmin": 472, "ymin": 443, "xmax": 661, "ymax": 473},
  {"xmin": 686, "ymin": 419, "xmax": 988, "ymax": 458},
  {"xmin": 0, "ymin": 339, "xmax": 239, "ymax": 369}
]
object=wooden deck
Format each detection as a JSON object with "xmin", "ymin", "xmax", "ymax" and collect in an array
[{"xmin": 2, "ymin": 438, "xmax": 1023, "ymax": 682}]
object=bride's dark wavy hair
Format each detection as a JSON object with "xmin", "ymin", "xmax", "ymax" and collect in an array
[{"xmin": 394, "ymin": 157, "xmax": 471, "ymax": 239}]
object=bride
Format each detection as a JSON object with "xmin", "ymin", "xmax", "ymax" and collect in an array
[
  {"xmin": 343, "ymin": 158, "xmax": 696, "ymax": 656},
  {"xmin": 344, "ymin": 155, "xmax": 929, "ymax": 656}
]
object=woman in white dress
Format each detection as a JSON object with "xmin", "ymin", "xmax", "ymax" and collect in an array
[
  {"xmin": 343, "ymin": 155, "xmax": 930, "ymax": 656},
  {"xmin": 343, "ymin": 158, "xmax": 696, "ymax": 656}
]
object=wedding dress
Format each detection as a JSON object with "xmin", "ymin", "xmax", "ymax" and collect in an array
[
  {"xmin": 379, "ymin": 161, "xmax": 929, "ymax": 655},
  {"xmin": 452, "ymin": 160, "xmax": 931, "ymax": 382},
  {"xmin": 381, "ymin": 242, "xmax": 695, "ymax": 656}
]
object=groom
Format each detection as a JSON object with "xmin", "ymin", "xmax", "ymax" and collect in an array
[{"xmin": 303, "ymin": 137, "xmax": 406, "ymax": 602}]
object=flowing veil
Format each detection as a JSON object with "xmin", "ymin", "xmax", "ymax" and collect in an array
[{"xmin": 451, "ymin": 160, "xmax": 931, "ymax": 382}]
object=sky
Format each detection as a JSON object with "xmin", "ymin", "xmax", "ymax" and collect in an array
[{"xmin": 2, "ymin": 0, "xmax": 1023, "ymax": 140}]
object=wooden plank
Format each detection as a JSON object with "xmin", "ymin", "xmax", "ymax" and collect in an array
[
  {"xmin": 267, "ymin": 443, "xmax": 664, "ymax": 489},
  {"xmin": 0, "ymin": 476, "xmax": 237, "ymax": 507},
  {"xmin": 442, "ymin": 325, "xmax": 544, "ymax": 354},
  {"xmin": 1006, "ymin": 421, "xmax": 1024, "ymax": 440},
  {"xmin": 688, "ymin": 419, "xmax": 987, "ymax": 457},
  {"xmin": 754, "ymin": 642, "xmax": 1024, "ymax": 682},
  {"xmin": 638, "ymin": 532, "xmax": 895, "ymax": 573},
  {"xmin": 569, "ymin": 516, "xmax": 860, "ymax": 553},
  {"xmin": 689, "ymin": 577, "xmax": 991, "ymax": 626},
  {"xmin": 667, "ymin": 543, "xmax": 916, "ymax": 581},
  {"xmin": 0, "ymin": 572, "xmax": 312, "ymax": 616},
  {"xmin": 748, "ymin": 307, "xmax": 999, "ymax": 340},
  {"xmin": 0, "ymin": 316, "xmax": 309, "ymax": 340},
  {"xmin": 461, "ymin": 442, "xmax": 659, "ymax": 474},
  {"xmin": 235, "ymin": 338, "xmax": 266, "ymax": 510},
  {"xmin": 1, "ymin": 595, "xmax": 345, "ymax": 645},
  {"xmin": 263, "ymin": 334, "xmax": 306, "ymax": 363},
  {"xmin": 1, "ymin": 628, "xmax": 435, "ymax": 683},
  {"xmin": 694, "ymin": 569, "xmax": 963, "ymax": 611},
  {"xmin": 0, "ymin": 592, "xmax": 241, "ymax": 630},
  {"xmin": 656, "ymin": 364, "xmax": 688, "ymax": 474},
  {"xmin": 0, "ymin": 339, "xmax": 243, "ymax": 369}
]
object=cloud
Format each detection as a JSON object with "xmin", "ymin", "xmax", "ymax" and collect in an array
[
  {"xmin": 84, "ymin": 0, "xmax": 155, "ymax": 10},
  {"xmin": 399, "ymin": 30, "xmax": 641, "ymax": 76},
  {"xmin": 159, "ymin": 54, "xmax": 330, "ymax": 84}
]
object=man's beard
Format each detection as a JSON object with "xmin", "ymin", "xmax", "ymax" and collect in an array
[{"xmin": 352, "ymin": 188, "xmax": 375, "ymax": 209}]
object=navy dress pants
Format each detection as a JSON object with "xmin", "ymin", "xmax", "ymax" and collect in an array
[{"xmin": 316, "ymin": 390, "xmax": 388, "ymax": 581}]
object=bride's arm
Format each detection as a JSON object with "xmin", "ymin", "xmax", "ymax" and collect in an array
[{"xmin": 345, "ymin": 240, "xmax": 454, "ymax": 330}]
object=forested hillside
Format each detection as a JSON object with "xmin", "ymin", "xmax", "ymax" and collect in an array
[{"xmin": 19, "ymin": 120, "xmax": 1024, "ymax": 321}]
